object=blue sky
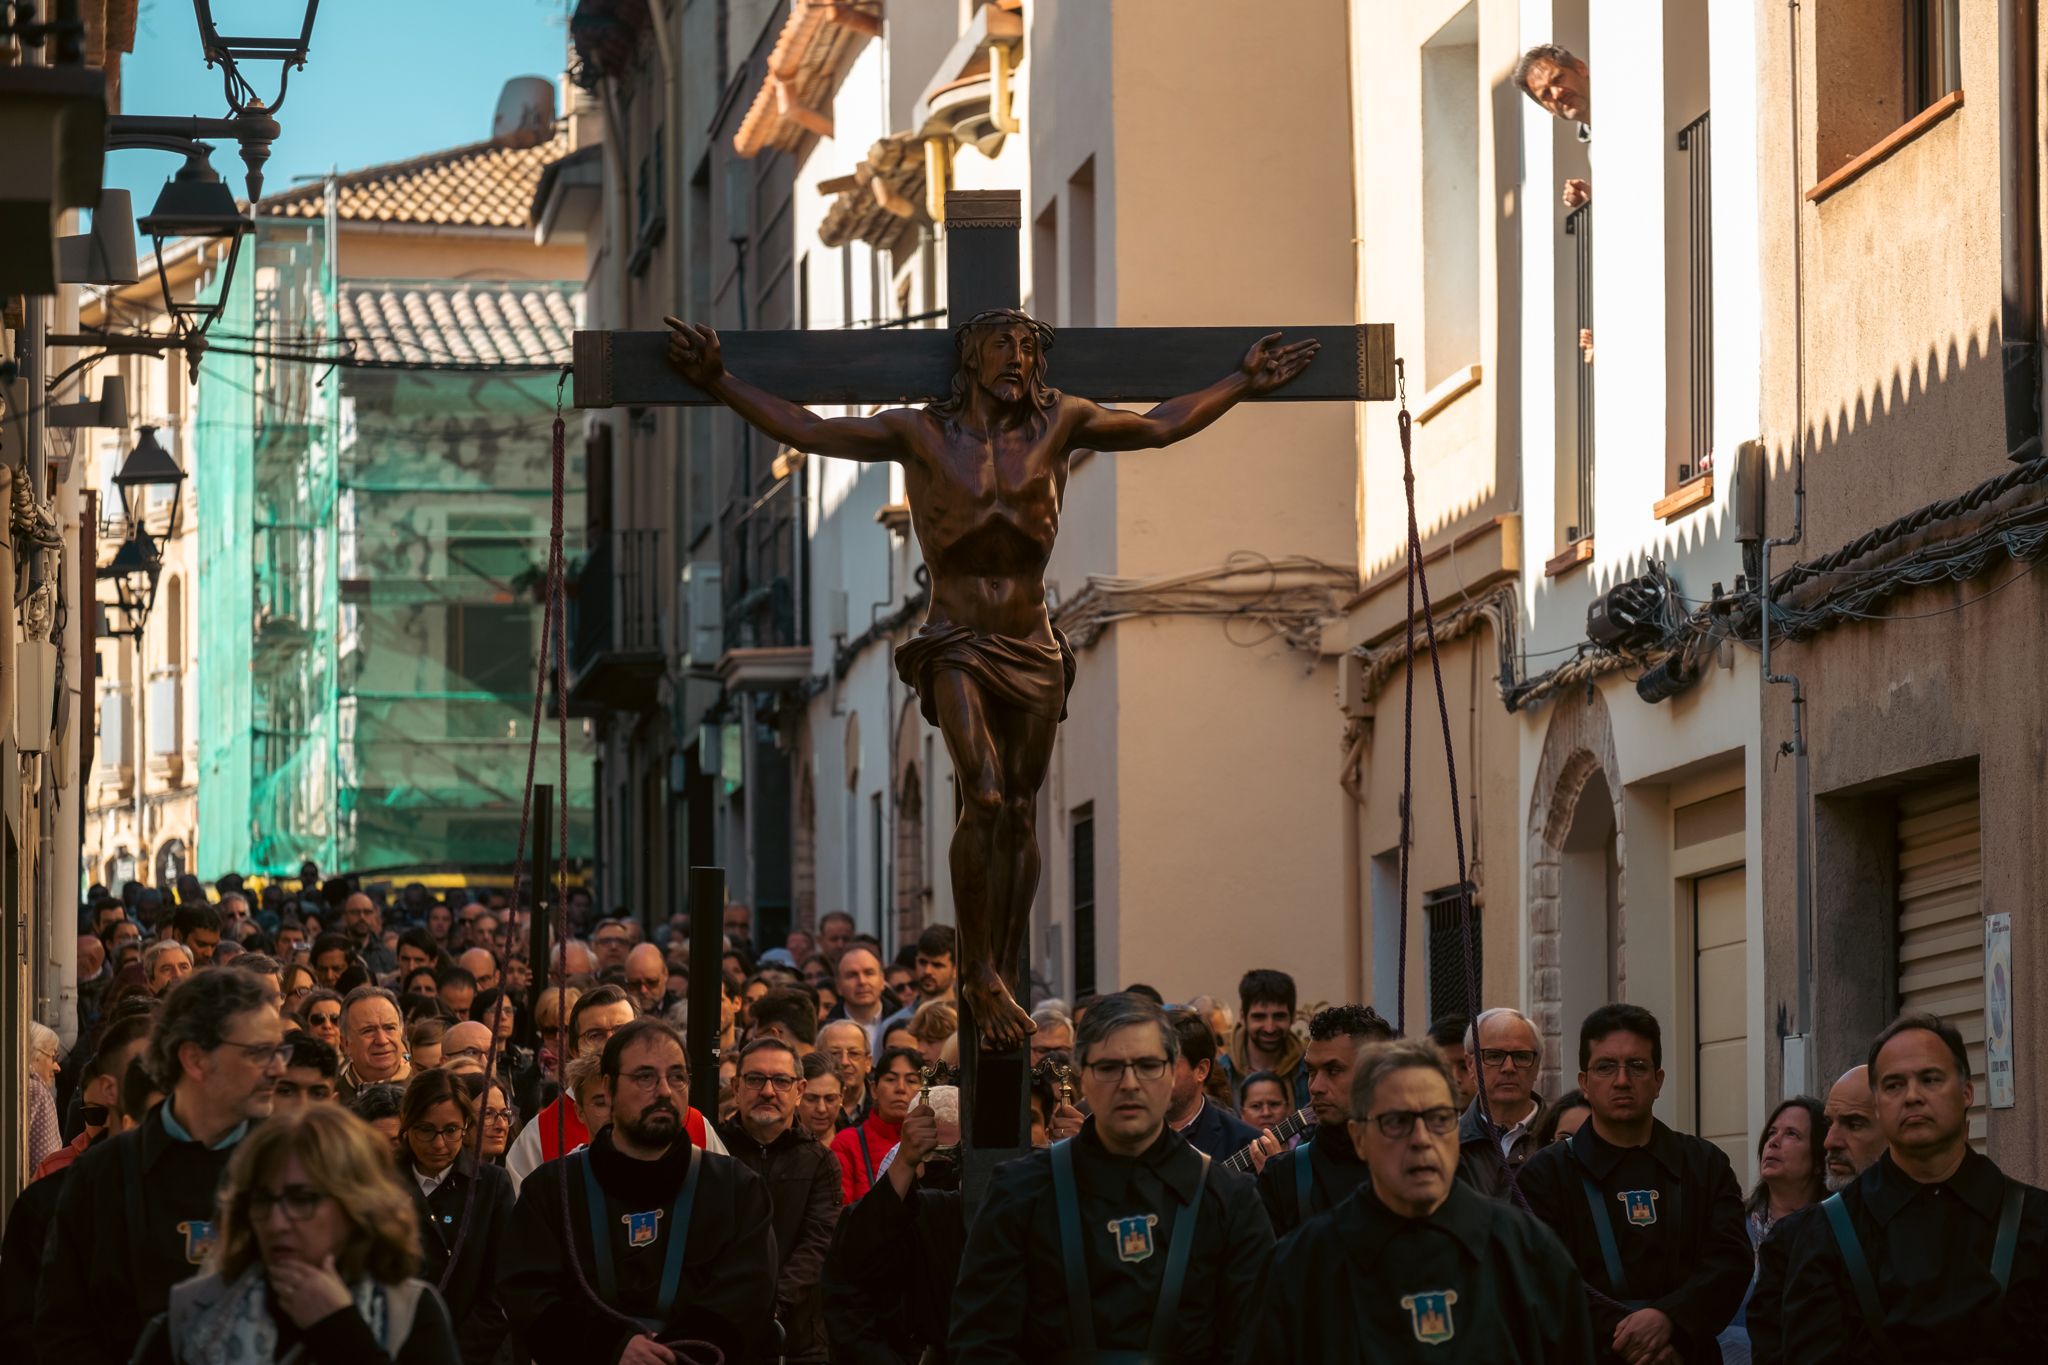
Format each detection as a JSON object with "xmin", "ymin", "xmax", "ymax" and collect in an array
[{"xmin": 108, "ymin": 1, "xmax": 573, "ymax": 238}]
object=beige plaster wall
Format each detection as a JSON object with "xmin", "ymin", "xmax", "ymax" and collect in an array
[
  {"xmin": 1029, "ymin": 0, "xmax": 1358, "ymax": 1005},
  {"xmin": 338, "ymin": 231, "xmax": 586, "ymax": 283},
  {"xmin": 1755, "ymin": 0, "xmax": 2048, "ymax": 1174}
]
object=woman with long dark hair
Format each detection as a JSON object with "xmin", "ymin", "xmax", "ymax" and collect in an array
[
  {"xmin": 398, "ymin": 1068, "xmax": 514, "ymax": 1365},
  {"xmin": 1746, "ymin": 1095, "xmax": 1828, "ymax": 1241}
]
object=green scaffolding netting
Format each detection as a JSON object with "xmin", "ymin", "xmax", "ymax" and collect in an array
[{"xmin": 196, "ymin": 220, "xmax": 592, "ymax": 878}]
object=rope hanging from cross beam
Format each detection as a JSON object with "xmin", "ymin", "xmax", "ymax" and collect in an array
[
  {"xmin": 1389, "ymin": 360, "xmax": 1634, "ymax": 1318},
  {"xmin": 431, "ymin": 369, "xmax": 725, "ymax": 1365}
]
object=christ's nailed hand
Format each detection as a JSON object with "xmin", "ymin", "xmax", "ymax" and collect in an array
[
  {"xmin": 1239, "ymin": 332, "xmax": 1321, "ymax": 396},
  {"xmin": 663, "ymin": 317, "xmax": 725, "ymax": 386}
]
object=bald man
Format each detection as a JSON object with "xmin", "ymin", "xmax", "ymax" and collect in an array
[
  {"xmin": 459, "ymin": 947, "xmax": 500, "ymax": 993},
  {"xmin": 1746, "ymin": 1067, "xmax": 1886, "ymax": 1365},
  {"xmin": 441, "ymin": 1020, "xmax": 495, "ymax": 1075},
  {"xmin": 624, "ymin": 943, "xmax": 672, "ymax": 1016},
  {"xmin": 546, "ymin": 940, "xmax": 596, "ymax": 986}
]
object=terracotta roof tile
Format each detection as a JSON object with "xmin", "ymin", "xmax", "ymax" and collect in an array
[
  {"xmin": 336, "ymin": 280, "xmax": 578, "ymax": 369},
  {"xmin": 261, "ymin": 132, "xmax": 569, "ymax": 229}
]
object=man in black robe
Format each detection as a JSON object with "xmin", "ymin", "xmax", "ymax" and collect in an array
[
  {"xmin": 948, "ymin": 993, "xmax": 1274, "ymax": 1362},
  {"xmin": 1519, "ymin": 1004, "xmax": 1751, "ymax": 1364},
  {"xmin": 1778, "ymin": 1014, "xmax": 2048, "ymax": 1363},
  {"xmin": 502, "ymin": 1017, "xmax": 778, "ymax": 1364},
  {"xmin": 1241, "ymin": 1036, "xmax": 1591, "ymax": 1361}
]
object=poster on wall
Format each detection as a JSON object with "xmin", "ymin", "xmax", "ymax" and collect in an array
[{"xmin": 1985, "ymin": 912, "xmax": 2014, "ymax": 1110}]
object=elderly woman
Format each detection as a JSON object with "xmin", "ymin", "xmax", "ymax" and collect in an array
[
  {"xmin": 398, "ymin": 1069, "xmax": 513, "ymax": 1365},
  {"xmin": 26, "ymin": 1021, "xmax": 63, "ymax": 1172},
  {"xmin": 136, "ymin": 1104, "xmax": 461, "ymax": 1363}
]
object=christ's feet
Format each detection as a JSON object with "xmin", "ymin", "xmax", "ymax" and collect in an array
[{"xmin": 962, "ymin": 968, "xmax": 1036, "ymax": 1052}]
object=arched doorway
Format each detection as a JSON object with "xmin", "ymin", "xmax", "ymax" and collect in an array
[
  {"xmin": 1526, "ymin": 687, "xmax": 1627, "ymax": 1094},
  {"xmin": 893, "ymin": 696, "xmax": 926, "ymax": 943}
]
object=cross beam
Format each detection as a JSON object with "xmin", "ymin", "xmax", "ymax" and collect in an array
[{"xmin": 571, "ymin": 188, "xmax": 1398, "ymax": 1207}]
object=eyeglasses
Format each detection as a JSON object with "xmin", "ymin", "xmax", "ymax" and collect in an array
[
  {"xmin": 596, "ymin": 935, "xmax": 629, "ymax": 949},
  {"xmin": 1479, "ymin": 1049, "xmax": 1539, "ymax": 1071},
  {"xmin": 249, "ymin": 1184, "xmax": 329, "ymax": 1222},
  {"xmin": 308, "ymin": 1011, "xmax": 340, "ymax": 1028},
  {"xmin": 222, "ymin": 1040, "xmax": 293, "ymax": 1066},
  {"xmin": 444, "ymin": 1046, "xmax": 488, "ymax": 1064},
  {"xmin": 740, "ymin": 1071, "xmax": 798, "ymax": 1092},
  {"xmin": 626, "ymin": 977, "xmax": 665, "ymax": 992},
  {"xmin": 621, "ymin": 1066, "xmax": 689, "ymax": 1093},
  {"xmin": 823, "ymin": 1045, "xmax": 869, "ymax": 1061},
  {"xmin": 1587, "ymin": 1058, "xmax": 1655, "ymax": 1079},
  {"xmin": 1363, "ymin": 1106, "xmax": 1461, "ymax": 1139},
  {"xmin": 579, "ymin": 1026, "xmax": 620, "ymax": 1048},
  {"xmin": 409, "ymin": 1123, "xmax": 468, "ymax": 1146},
  {"xmin": 481, "ymin": 1106, "xmax": 517, "ymax": 1124},
  {"xmin": 1083, "ymin": 1057, "xmax": 1171, "ymax": 1084}
]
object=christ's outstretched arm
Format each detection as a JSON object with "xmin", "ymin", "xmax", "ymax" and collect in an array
[
  {"xmin": 1071, "ymin": 331, "xmax": 1320, "ymax": 451},
  {"xmin": 665, "ymin": 318, "xmax": 917, "ymax": 462}
]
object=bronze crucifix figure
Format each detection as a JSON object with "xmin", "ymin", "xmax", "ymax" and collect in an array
[{"xmin": 663, "ymin": 309, "xmax": 1317, "ymax": 1047}]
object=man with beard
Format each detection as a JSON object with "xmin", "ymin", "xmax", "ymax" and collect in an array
[
  {"xmin": 1217, "ymin": 969, "xmax": 1310, "ymax": 1108},
  {"xmin": 503, "ymin": 1017, "xmax": 778, "ymax": 1364},
  {"xmin": 949, "ymin": 993, "xmax": 1274, "ymax": 1363},
  {"xmin": 341, "ymin": 891, "xmax": 397, "ymax": 976},
  {"xmin": 1255, "ymin": 1004, "xmax": 1392, "ymax": 1233},
  {"xmin": 1778, "ymin": 1016, "xmax": 2048, "ymax": 1363},
  {"xmin": 1519, "ymin": 1004, "xmax": 1751, "ymax": 1365},
  {"xmin": 878, "ymin": 925, "xmax": 957, "ymax": 1038},
  {"xmin": 36, "ymin": 970, "xmax": 286, "ymax": 1365},
  {"xmin": 1244, "ymin": 1038, "xmax": 1593, "ymax": 1361},
  {"xmin": 715, "ymin": 1038, "xmax": 840, "ymax": 1363},
  {"xmin": 1164, "ymin": 1005, "xmax": 1262, "ymax": 1160},
  {"xmin": 1746, "ymin": 1065, "xmax": 1885, "ymax": 1365}
]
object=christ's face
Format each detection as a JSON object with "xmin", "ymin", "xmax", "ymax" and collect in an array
[{"xmin": 972, "ymin": 323, "xmax": 1040, "ymax": 406}]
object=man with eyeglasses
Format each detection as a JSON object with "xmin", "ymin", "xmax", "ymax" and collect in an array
[
  {"xmin": 594, "ymin": 918, "xmax": 635, "ymax": 971},
  {"xmin": 1256, "ymin": 1003, "xmax": 1394, "ymax": 1234},
  {"xmin": 506, "ymin": 985, "xmax": 727, "ymax": 1189},
  {"xmin": 1246, "ymin": 1036, "xmax": 1593, "ymax": 1360},
  {"xmin": 714, "ymin": 1037, "xmax": 842, "ymax": 1364},
  {"xmin": 818, "ymin": 1019, "xmax": 874, "ymax": 1131},
  {"xmin": 950, "ymin": 992, "xmax": 1274, "ymax": 1364},
  {"xmin": 38, "ymin": 969, "xmax": 287, "ymax": 1365},
  {"xmin": 1519, "ymin": 1003, "xmax": 1750, "ymax": 1365},
  {"xmin": 441, "ymin": 1020, "xmax": 496, "ymax": 1076},
  {"xmin": 625, "ymin": 942, "xmax": 676, "ymax": 1015},
  {"xmin": 503, "ymin": 1017, "xmax": 777, "ymax": 1365},
  {"xmin": 1453, "ymin": 1006, "xmax": 1550, "ymax": 1199}
]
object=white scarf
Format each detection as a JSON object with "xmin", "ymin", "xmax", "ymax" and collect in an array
[{"xmin": 191, "ymin": 1265, "xmax": 389, "ymax": 1364}]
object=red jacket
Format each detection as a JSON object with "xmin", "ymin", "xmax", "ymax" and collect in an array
[
  {"xmin": 531, "ymin": 1096, "xmax": 712, "ymax": 1160},
  {"xmin": 32, "ymin": 1128, "xmax": 94, "ymax": 1181},
  {"xmin": 830, "ymin": 1110, "xmax": 902, "ymax": 1205}
]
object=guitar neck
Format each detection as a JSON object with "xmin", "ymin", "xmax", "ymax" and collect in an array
[{"xmin": 1221, "ymin": 1106, "xmax": 1317, "ymax": 1173}]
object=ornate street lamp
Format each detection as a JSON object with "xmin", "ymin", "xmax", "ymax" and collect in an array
[
  {"xmin": 134, "ymin": 146, "xmax": 252, "ymax": 342},
  {"xmin": 193, "ymin": 1, "xmax": 321, "ymax": 115},
  {"xmin": 112, "ymin": 425, "xmax": 188, "ymax": 526}
]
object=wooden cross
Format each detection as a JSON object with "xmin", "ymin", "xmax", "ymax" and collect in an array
[{"xmin": 575, "ymin": 190, "xmax": 1396, "ymax": 1204}]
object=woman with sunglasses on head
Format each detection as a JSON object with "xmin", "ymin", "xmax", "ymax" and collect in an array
[
  {"xmin": 297, "ymin": 989, "xmax": 345, "ymax": 1053},
  {"xmin": 135, "ymin": 1103, "xmax": 461, "ymax": 1364},
  {"xmin": 397, "ymin": 1068, "xmax": 513, "ymax": 1365}
]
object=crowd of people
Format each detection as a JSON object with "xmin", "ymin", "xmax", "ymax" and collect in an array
[{"xmin": 3, "ymin": 867, "xmax": 2043, "ymax": 1363}]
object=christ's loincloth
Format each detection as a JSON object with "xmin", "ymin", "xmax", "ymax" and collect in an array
[{"xmin": 894, "ymin": 623, "xmax": 1077, "ymax": 727}]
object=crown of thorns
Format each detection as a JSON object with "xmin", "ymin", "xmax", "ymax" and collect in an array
[{"xmin": 954, "ymin": 308, "xmax": 1055, "ymax": 351}]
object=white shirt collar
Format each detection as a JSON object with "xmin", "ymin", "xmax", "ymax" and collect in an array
[
  {"xmin": 414, "ymin": 1164, "xmax": 453, "ymax": 1197},
  {"xmin": 1169, "ymin": 1095, "xmax": 1206, "ymax": 1134}
]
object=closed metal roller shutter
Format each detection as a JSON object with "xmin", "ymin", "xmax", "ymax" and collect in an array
[{"xmin": 1895, "ymin": 779, "xmax": 1986, "ymax": 1149}]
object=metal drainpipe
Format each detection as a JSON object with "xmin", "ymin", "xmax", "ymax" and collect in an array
[
  {"xmin": 2000, "ymin": 0, "xmax": 2042, "ymax": 461},
  {"xmin": 1765, "ymin": 0, "xmax": 1814, "ymax": 1053}
]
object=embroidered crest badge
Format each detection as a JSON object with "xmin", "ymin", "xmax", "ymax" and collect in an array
[
  {"xmin": 1400, "ymin": 1289, "xmax": 1459, "ymax": 1345},
  {"xmin": 177, "ymin": 1218, "xmax": 217, "ymax": 1265},
  {"xmin": 1107, "ymin": 1213, "xmax": 1159, "ymax": 1263},
  {"xmin": 624, "ymin": 1209, "xmax": 663, "ymax": 1248},
  {"xmin": 1619, "ymin": 1189, "xmax": 1660, "ymax": 1226}
]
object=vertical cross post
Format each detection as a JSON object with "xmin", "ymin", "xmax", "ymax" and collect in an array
[
  {"xmin": 943, "ymin": 189, "xmax": 1035, "ymax": 1209},
  {"xmin": 687, "ymin": 865, "xmax": 728, "ymax": 1119}
]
